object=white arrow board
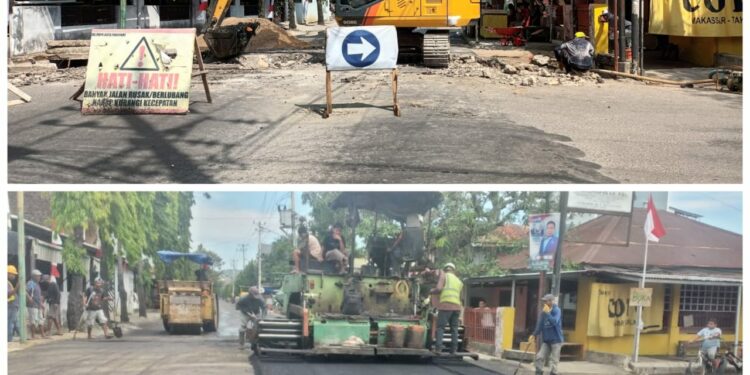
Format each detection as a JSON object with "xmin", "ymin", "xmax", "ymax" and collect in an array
[{"xmin": 326, "ymin": 26, "xmax": 399, "ymax": 71}]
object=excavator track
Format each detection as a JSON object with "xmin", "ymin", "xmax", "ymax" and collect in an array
[{"xmin": 422, "ymin": 33, "xmax": 451, "ymax": 68}]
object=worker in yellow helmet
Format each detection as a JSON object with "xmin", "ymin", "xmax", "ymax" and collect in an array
[
  {"xmin": 430, "ymin": 262, "xmax": 463, "ymax": 355},
  {"xmin": 554, "ymin": 31, "xmax": 595, "ymax": 74},
  {"xmin": 8, "ymin": 265, "xmax": 19, "ymax": 342}
]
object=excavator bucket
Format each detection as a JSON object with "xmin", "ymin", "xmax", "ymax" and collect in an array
[{"xmin": 204, "ymin": 22, "xmax": 260, "ymax": 60}]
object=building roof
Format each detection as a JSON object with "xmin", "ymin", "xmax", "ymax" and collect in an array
[
  {"xmin": 497, "ymin": 207, "xmax": 741, "ymax": 271},
  {"xmin": 474, "ymin": 224, "xmax": 528, "ymax": 246}
]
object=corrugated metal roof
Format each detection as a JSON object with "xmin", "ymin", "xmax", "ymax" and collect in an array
[{"xmin": 497, "ymin": 208, "xmax": 742, "ymax": 271}]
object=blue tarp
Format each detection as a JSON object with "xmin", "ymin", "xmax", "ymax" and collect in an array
[{"xmin": 157, "ymin": 250, "xmax": 213, "ymax": 265}]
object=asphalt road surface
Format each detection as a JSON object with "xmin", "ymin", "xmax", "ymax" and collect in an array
[
  {"xmin": 7, "ymin": 300, "xmax": 251, "ymax": 375},
  {"xmin": 252, "ymin": 356, "xmax": 506, "ymax": 375},
  {"xmin": 8, "ymin": 67, "xmax": 741, "ymax": 184},
  {"xmin": 8, "ymin": 299, "xmax": 508, "ymax": 375}
]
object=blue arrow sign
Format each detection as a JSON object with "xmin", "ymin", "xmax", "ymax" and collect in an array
[{"xmin": 342, "ymin": 30, "xmax": 381, "ymax": 68}]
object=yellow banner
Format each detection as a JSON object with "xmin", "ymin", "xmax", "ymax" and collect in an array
[
  {"xmin": 587, "ymin": 283, "xmax": 665, "ymax": 337},
  {"xmin": 649, "ymin": 0, "xmax": 743, "ymax": 37},
  {"xmin": 82, "ymin": 29, "xmax": 196, "ymax": 114}
]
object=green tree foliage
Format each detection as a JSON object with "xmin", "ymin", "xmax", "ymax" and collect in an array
[
  {"xmin": 433, "ymin": 192, "xmax": 559, "ymax": 277},
  {"xmin": 50, "ymin": 192, "xmax": 197, "ymax": 323}
]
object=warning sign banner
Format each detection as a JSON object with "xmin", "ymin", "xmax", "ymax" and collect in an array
[
  {"xmin": 82, "ymin": 29, "xmax": 196, "ymax": 114},
  {"xmin": 649, "ymin": 0, "xmax": 742, "ymax": 37}
]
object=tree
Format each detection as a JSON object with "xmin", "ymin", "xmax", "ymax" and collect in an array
[
  {"xmin": 50, "ymin": 193, "xmax": 110, "ymax": 330},
  {"xmin": 288, "ymin": 0, "xmax": 296, "ymax": 29},
  {"xmin": 430, "ymin": 192, "xmax": 559, "ymax": 277},
  {"xmin": 316, "ymin": 0, "xmax": 325, "ymax": 25},
  {"xmin": 51, "ymin": 192, "xmax": 197, "ymax": 324}
]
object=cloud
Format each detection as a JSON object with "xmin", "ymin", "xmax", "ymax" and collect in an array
[{"xmin": 190, "ymin": 204, "xmax": 285, "ymax": 268}]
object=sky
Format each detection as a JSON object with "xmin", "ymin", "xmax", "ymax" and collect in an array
[
  {"xmin": 189, "ymin": 191, "xmax": 742, "ymax": 270},
  {"xmin": 190, "ymin": 192, "xmax": 311, "ymax": 270}
]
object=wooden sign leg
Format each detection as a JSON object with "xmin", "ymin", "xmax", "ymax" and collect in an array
[
  {"xmin": 392, "ymin": 69, "xmax": 400, "ymax": 117},
  {"xmin": 194, "ymin": 37, "xmax": 212, "ymax": 104},
  {"xmin": 324, "ymin": 70, "xmax": 333, "ymax": 119}
]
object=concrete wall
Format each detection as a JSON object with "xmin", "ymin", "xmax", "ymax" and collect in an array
[
  {"xmin": 10, "ymin": 4, "xmax": 198, "ymax": 55},
  {"xmin": 10, "ymin": 6, "xmax": 58, "ymax": 56}
]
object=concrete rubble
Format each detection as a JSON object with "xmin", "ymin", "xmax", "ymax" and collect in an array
[{"xmin": 433, "ymin": 54, "xmax": 605, "ymax": 87}]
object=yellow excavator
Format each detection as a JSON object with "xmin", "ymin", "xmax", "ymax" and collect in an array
[
  {"xmin": 201, "ymin": 0, "xmax": 260, "ymax": 59},
  {"xmin": 333, "ymin": 0, "xmax": 481, "ymax": 67}
]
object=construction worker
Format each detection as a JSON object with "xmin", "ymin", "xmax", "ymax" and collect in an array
[
  {"xmin": 84, "ymin": 279, "xmax": 113, "ymax": 339},
  {"xmin": 323, "ymin": 223, "xmax": 349, "ymax": 274},
  {"xmin": 553, "ymin": 32, "xmax": 595, "ymax": 73},
  {"xmin": 291, "ymin": 225, "xmax": 324, "ymax": 273},
  {"xmin": 8, "ymin": 265, "xmax": 19, "ymax": 342},
  {"xmin": 236, "ymin": 286, "xmax": 266, "ymax": 348},
  {"xmin": 431, "ymin": 262, "xmax": 463, "ymax": 354},
  {"xmin": 26, "ymin": 269, "xmax": 47, "ymax": 339},
  {"xmin": 533, "ymin": 294, "xmax": 564, "ymax": 375}
]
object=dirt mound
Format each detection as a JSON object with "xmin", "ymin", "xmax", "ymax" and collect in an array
[{"xmin": 198, "ymin": 18, "xmax": 309, "ymax": 53}]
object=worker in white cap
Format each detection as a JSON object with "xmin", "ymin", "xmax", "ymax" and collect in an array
[
  {"xmin": 430, "ymin": 262, "xmax": 463, "ymax": 354},
  {"xmin": 26, "ymin": 269, "xmax": 47, "ymax": 339}
]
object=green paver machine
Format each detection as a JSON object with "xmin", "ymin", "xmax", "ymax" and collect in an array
[{"xmin": 252, "ymin": 192, "xmax": 477, "ymax": 360}]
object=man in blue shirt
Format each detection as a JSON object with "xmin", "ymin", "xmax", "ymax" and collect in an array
[
  {"xmin": 8, "ymin": 265, "xmax": 19, "ymax": 342},
  {"xmin": 26, "ymin": 269, "xmax": 47, "ymax": 339},
  {"xmin": 533, "ymin": 294, "xmax": 564, "ymax": 375},
  {"xmin": 539, "ymin": 221, "xmax": 559, "ymax": 258},
  {"xmin": 690, "ymin": 318, "xmax": 722, "ymax": 363}
]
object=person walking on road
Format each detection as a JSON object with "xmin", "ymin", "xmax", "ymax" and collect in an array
[
  {"xmin": 533, "ymin": 294, "xmax": 564, "ymax": 375},
  {"xmin": 8, "ymin": 265, "xmax": 19, "ymax": 342},
  {"xmin": 84, "ymin": 279, "xmax": 113, "ymax": 340},
  {"xmin": 43, "ymin": 275, "xmax": 63, "ymax": 336},
  {"xmin": 431, "ymin": 262, "xmax": 463, "ymax": 354},
  {"xmin": 26, "ymin": 269, "xmax": 47, "ymax": 339}
]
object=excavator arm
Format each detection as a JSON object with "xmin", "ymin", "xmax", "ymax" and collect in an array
[
  {"xmin": 200, "ymin": 0, "xmax": 260, "ymax": 59},
  {"xmin": 201, "ymin": 0, "xmax": 232, "ymax": 34}
]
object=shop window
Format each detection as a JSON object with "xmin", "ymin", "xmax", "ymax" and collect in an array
[
  {"xmin": 679, "ymin": 285, "xmax": 738, "ymax": 333},
  {"xmin": 661, "ymin": 285, "xmax": 672, "ymax": 330},
  {"xmin": 559, "ymin": 280, "xmax": 577, "ymax": 330}
]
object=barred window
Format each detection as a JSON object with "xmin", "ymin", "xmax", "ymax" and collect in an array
[
  {"xmin": 678, "ymin": 285, "xmax": 739, "ymax": 333},
  {"xmin": 680, "ymin": 285, "xmax": 738, "ymax": 312}
]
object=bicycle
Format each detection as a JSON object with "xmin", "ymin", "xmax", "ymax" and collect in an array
[{"xmin": 685, "ymin": 348, "xmax": 727, "ymax": 375}]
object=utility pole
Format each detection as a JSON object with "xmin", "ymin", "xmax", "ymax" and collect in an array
[
  {"xmin": 631, "ymin": 0, "xmax": 640, "ymax": 74},
  {"xmin": 290, "ymin": 192, "xmax": 297, "ymax": 248},
  {"xmin": 552, "ymin": 192, "xmax": 569, "ymax": 297},
  {"xmin": 119, "ymin": 0, "xmax": 126, "ymax": 28},
  {"xmin": 237, "ymin": 244, "xmax": 248, "ymax": 272},
  {"xmin": 17, "ymin": 192, "xmax": 27, "ymax": 343},
  {"xmin": 256, "ymin": 222, "xmax": 266, "ymax": 291},
  {"xmin": 231, "ymin": 258, "xmax": 236, "ymax": 299}
]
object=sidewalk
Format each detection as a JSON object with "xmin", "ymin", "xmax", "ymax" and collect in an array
[
  {"xmin": 8, "ymin": 310, "xmax": 160, "ymax": 353},
  {"xmin": 469, "ymin": 352, "xmax": 631, "ymax": 375}
]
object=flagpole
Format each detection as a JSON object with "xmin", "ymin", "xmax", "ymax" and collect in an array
[{"xmin": 633, "ymin": 238, "xmax": 648, "ymax": 362}]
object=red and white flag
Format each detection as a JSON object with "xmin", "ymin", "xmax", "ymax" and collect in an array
[{"xmin": 644, "ymin": 196, "xmax": 666, "ymax": 242}]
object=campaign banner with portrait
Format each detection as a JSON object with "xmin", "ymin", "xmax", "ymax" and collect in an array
[{"xmin": 529, "ymin": 213, "xmax": 561, "ymax": 262}]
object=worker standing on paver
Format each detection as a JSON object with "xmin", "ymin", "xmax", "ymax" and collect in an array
[
  {"xmin": 431, "ymin": 262, "xmax": 463, "ymax": 354},
  {"xmin": 533, "ymin": 294, "xmax": 564, "ymax": 375},
  {"xmin": 84, "ymin": 279, "xmax": 113, "ymax": 340},
  {"xmin": 553, "ymin": 32, "xmax": 595, "ymax": 74},
  {"xmin": 8, "ymin": 265, "xmax": 19, "ymax": 342}
]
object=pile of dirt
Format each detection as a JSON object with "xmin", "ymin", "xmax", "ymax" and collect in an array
[
  {"xmin": 198, "ymin": 18, "xmax": 309, "ymax": 54},
  {"xmin": 432, "ymin": 54, "xmax": 605, "ymax": 87}
]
